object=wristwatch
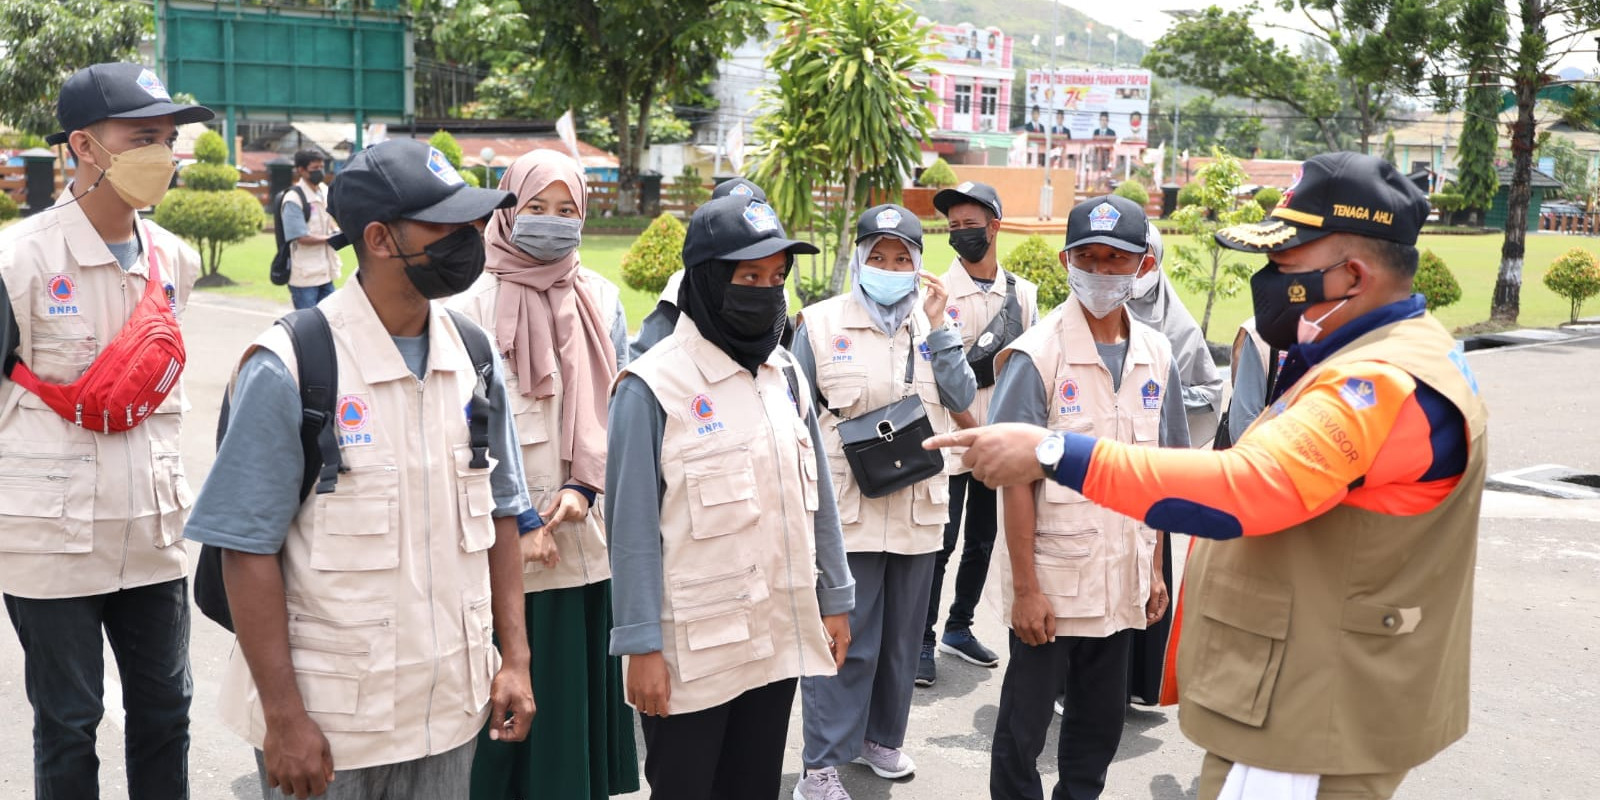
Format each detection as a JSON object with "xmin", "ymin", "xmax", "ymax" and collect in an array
[{"xmin": 1035, "ymin": 432, "xmax": 1065, "ymax": 478}]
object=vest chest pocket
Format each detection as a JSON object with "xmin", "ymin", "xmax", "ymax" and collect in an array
[
  {"xmin": 1132, "ymin": 410, "xmax": 1160, "ymax": 443},
  {"xmin": 454, "ymin": 444, "xmax": 497, "ymax": 553},
  {"xmin": 669, "ymin": 565, "xmax": 775, "ymax": 683},
  {"xmin": 1034, "ymin": 530, "xmax": 1104, "ymax": 619},
  {"xmin": 1186, "ymin": 573, "xmax": 1292, "ymax": 728},
  {"xmin": 830, "ymin": 469, "xmax": 861, "ymax": 525},
  {"xmin": 796, "ymin": 421, "xmax": 820, "ymax": 512},
  {"xmin": 816, "ymin": 364, "xmax": 866, "ymax": 416},
  {"xmin": 1040, "ymin": 479, "xmax": 1090, "ymax": 508},
  {"xmin": 684, "ymin": 447, "xmax": 759, "ymax": 539},
  {"xmin": 26, "ymin": 330, "xmax": 98, "ymax": 384},
  {"xmin": 311, "ymin": 483, "xmax": 400, "ymax": 572},
  {"xmin": 511, "ymin": 393, "xmax": 551, "ymax": 446},
  {"xmin": 286, "ymin": 604, "xmax": 397, "ymax": 732},
  {"xmin": 0, "ymin": 444, "xmax": 97, "ymax": 554},
  {"xmin": 911, "ymin": 476, "xmax": 949, "ymax": 526}
]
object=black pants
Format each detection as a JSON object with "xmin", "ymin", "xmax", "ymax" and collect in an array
[
  {"xmin": 5, "ymin": 578, "xmax": 193, "ymax": 800},
  {"xmin": 638, "ymin": 678, "xmax": 797, "ymax": 800},
  {"xmin": 990, "ymin": 630, "xmax": 1131, "ymax": 800},
  {"xmin": 925, "ymin": 473, "xmax": 998, "ymax": 641}
]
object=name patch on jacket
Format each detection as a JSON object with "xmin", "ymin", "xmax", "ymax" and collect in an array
[
  {"xmin": 691, "ymin": 394, "xmax": 724, "ymax": 436},
  {"xmin": 45, "ymin": 275, "xmax": 79, "ymax": 316},
  {"xmin": 337, "ymin": 395, "xmax": 374, "ymax": 446},
  {"xmin": 830, "ymin": 335, "xmax": 854, "ymax": 362}
]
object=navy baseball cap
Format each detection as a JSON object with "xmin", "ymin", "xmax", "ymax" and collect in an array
[
  {"xmin": 681, "ymin": 196, "xmax": 819, "ymax": 270},
  {"xmin": 855, "ymin": 203, "xmax": 923, "ymax": 250},
  {"xmin": 327, "ymin": 138, "xmax": 514, "ymax": 250},
  {"xmin": 48, "ymin": 63, "xmax": 214, "ymax": 146},
  {"xmin": 711, "ymin": 177, "xmax": 767, "ymax": 203},
  {"xmin": 933, "ymin": 181, "xmax": 1003, "ymax": 220},
  {"xmin": 1065, "ymin": 195, "xmax": 1148, "ymax": 254},
  {"xmin": 1216, "ymin": 151, "xmax": 1430, "ymax": 253}
]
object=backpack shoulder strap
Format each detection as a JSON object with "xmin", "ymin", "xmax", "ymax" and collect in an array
[
  {"xmin": 446, "ymin": 308, "xmax": 494, "ymax": 470},
  {"xmin": 291, "ymin": 186, "xmax": 311, "ymax": 222},
  {"xmin": 277, "ymin": 308, "xmax": 342, "ymax": 498}
]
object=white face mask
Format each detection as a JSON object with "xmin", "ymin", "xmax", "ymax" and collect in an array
[
  {"xmin": 1132, "ymin": 267, "xmax": 1161, "ymax": 298},
  {"xmin": 1296, "ymin": 298, "xmax": 1350, "ymax": 344},
  {"xmin": 1067, "ymin": 265, "xmax": 1136, "ymax": 319}
]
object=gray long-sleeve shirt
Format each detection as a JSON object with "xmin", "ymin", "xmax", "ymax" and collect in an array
[
  {"xmin": 989, "ymin": 346, "xmax": 1191, "ymax": 449},
  {"xmin": 1228, "ymin": 339, "xmax": 1271, "ymax": 443},
  {"xmin": 790, "ymin": 321, "xmax": 977, "ymax": 415},
  {"xmin": 605, "ymin": 370, "xmax": 855, "ymax": 656}
]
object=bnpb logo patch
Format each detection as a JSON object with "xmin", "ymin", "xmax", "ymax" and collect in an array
[
  {"xmin": 47, "ymin": 275, "xmax": 74, "ymax": 303},
  {"xmin": 691, "ymin": 394, "xmax": 716, "ymax": 422},
  {"xmin": 1338, "ymin": 378, "xmax": 1377, "ymax": 410}
]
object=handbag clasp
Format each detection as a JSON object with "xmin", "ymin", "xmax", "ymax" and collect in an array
[{"xmin": 876, "ymin": 419, "xmax": 896, "ymax": 441}]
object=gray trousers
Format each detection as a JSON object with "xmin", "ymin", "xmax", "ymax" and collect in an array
[
  {"xmin": 801, "ymin": 550, "xmax": 937, "ymax": 769},
  {"xmin": 254, "ymin": 737, "xmax": 476, "ymax": 800}
]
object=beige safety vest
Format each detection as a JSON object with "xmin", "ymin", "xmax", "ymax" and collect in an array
[
  {"xmin": 219, "ymin": 283, "xmax": 501, "ymax": 771},
  {"xmin": 989, "ymin": 296, "xmax": 1172, "ymax": 639},
  {"xmin": 0, "ymin": 196, "xmax": 199, "ymax": 599},
  {"xmin": 799, "ymin": 295, "xmax": 954, "ymax": 554},
  {"xmin": 620, "ymin": 316, "xmax": 835, "ymax": 715},
  {"xmin": 1177, "ymin": 315, "xmax": 1489, "ymax": 775},
  {"xmin": 284, "ymin": 180, "xmax": 342, "ymax": 288},
  {"xmin": 447, "ymin": 270, "xmax": 616, "ymax": 591},
  {"xmin": 941, "ymin": 260, "xmax": 1040, "ymax": 474}
]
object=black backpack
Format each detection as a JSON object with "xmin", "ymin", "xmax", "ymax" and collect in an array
[
  {"xmin": 268, "ymin": 186, "xmax": 311, "ymax": 286},
  {"xmin": 194, "ymin": 307, "xmax": 496, "ymax": 631}
]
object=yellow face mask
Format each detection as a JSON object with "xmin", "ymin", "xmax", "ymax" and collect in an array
[{"xmin": 85, "ymin": 134, "xmax": 177, "ymax": 209}]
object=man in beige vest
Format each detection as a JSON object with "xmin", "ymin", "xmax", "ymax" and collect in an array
[
  {"xmin": 281, "ymin": 148, "xmax": 343, "ymax": 309},
  {"xmin": 920, "ymin": 181, "xmax": 1040, "ymax": 687},
  {"xmin": 986, "ymin": 195, "xmax": 1186, "ymax": 800},
  {"xmin": 930, "ymin": 152, "xmax": 1488, "ymax": 800},
  {"xmin": 0, "ymin": 62, "xmax": 210, "ymax": 799},
  {"xmin": 186, "ymin": 139, "xmax": 535, "ymax": 799}
]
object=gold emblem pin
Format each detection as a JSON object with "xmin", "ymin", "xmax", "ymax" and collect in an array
[{"xmin": 1288, "ymin": 284, "xmax": 1307, "ymax": 303}]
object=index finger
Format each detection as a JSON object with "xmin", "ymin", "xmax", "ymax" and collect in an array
[{"xmin": 923, "ymin": 431, "xmax": 967, "ymax": 450}]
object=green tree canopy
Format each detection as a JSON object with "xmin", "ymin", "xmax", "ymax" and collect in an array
[{"xmin": 0, "ymin": 0, "xmax": 150, "ymax": 137}]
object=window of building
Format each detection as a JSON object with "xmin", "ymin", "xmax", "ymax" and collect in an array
[
  {"xmin": 954, "ymin": 83, "xmax": 973, "ymax": 115},
  {"xmin": 980, "ymin": 85, "xmax": 999, "ymax": 117}
]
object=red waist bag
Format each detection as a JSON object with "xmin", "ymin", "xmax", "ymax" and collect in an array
[{"xmin": 9, "ymin": 231, "xmax": 186, "ymax": 433}]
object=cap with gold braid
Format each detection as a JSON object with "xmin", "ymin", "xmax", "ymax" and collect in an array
[{"xmin": 1216, "ymin": 151, "xmax": 1430, "ymax": 253}]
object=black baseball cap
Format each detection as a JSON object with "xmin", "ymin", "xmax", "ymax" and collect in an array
[
  {"xmin": 711, "ymin": 177, "xmax": 767, "ymax": 203},
  {"xmin": 1064, "ymin": 194, "xmax": 1148, "ymax": 254},
  {"xmin": 854, "ymin": 203, "xmax": 923, "ymax": 250},
  {"xmin": 681, "ymin": 196, "xmax": 820, "ymax": 270},
  {"xmin": 48, "ymin": 63, "xmax": 215, "ymax": 146},
  {"xmin": 1216, "ymin": 151, "xmax": 1430, "ymax": 253},
  {"xmin": 934, "ymin": 181, "xmax": 1003, "ymax": 220},
  {"xmin": 327, "ymin": 138, "xmax": 514, "ymax": 250}
]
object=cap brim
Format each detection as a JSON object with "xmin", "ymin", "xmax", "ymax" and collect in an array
[
  {"xmin": 1214, "ymin": 217, "xmax": 1332, "ymax": 253},
  {"xmin": 46, "ymin": 104, "xmax": 216, "ymax": 146},
  {"xmin": 404, "ymin": 185, "xmax": 515, "ymax": 226},
  {"xmin": 933, "ymin": 188, "xmax": 999, "ymax": 218},
  {"xmin": 856, "ymin": 229, "xmax": 922, "ymax": 250},
  {"xmin": 718, "ymin": 236, "xmax": 821, "ymax": 262},
  {"xmin": 1065, "ymin": 235, "xmax": 1146, "ymax": 254}
]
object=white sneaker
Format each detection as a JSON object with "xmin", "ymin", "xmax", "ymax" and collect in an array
[
  {"xmin": 852, "ymin": 739, "xmax": 916, "ymax": 779},
  {"xmin": 793, "ymin": 767, "xmax": 852, "ymax": 800},
  {"xmin": 1054, "ymin": 695, "xmax": 1065, "ymax": 716}
]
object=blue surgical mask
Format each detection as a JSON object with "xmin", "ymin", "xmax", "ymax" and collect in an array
[{"xmin": 857, "ymin": 265, "xmax": 918, "ymax": 305}]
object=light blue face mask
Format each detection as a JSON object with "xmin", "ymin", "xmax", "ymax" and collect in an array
[{"xmin": 858, "ymin": 265, "xmax": 918, "ymax": 305}]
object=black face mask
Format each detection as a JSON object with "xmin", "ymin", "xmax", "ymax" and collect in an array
[
  {"xmin": 949, "ymin": 227, "xmax": 992, "ymax": 264},
  {"xmin": 390, "ymin": 225, "xmax": 486, "ymax": 300},
  {"xmin": 1249, "ymin": 259, "xmax": 1346, "ymax": 351},
  {"xmin": 721, "ymin": 285, "xmax": 788, "ymax": 338},
  {"xmin": 307, "ymin": 169, "xmax": 325, "ymax": 184}
]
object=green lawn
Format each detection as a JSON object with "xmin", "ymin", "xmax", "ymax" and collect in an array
[{"xmin": 197, "ymin": 229, "xmax": 1592, "ymax": 341}]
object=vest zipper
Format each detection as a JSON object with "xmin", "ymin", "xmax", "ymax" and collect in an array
[
  {"xmin": 118, "ymin": 273, "xmax": 134, "ymax": 581},
  {"xmin": 417, "ymin": 376, "xmax": 438, "ymax": 753},
  {"xmin": 759, "ymin": 375, "xmax": 807, "ymax": 676}
]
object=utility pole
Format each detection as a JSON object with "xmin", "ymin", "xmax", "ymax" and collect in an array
[{"xmin": 1039, "ymin": 0, "xmax": 1061, "ymax": 220}]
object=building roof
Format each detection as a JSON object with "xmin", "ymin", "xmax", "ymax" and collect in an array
[
  {"xmin": 1497, "ymin": 165, "xmax": 1564, "ymax": 189},
  {"xmin": 1180, "ymin": 157, "xmax": 1302, "ymax": 189},
  {"xmin": 1388, "ymin": 110, "xmax": 1600, "ymax": 153}
]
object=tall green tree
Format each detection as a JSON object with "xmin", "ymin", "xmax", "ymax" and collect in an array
[
  {"xmin": 1166, "ymin": 148, "xmax": 1265, "ymax": 338},
  {"xmin": 749, "ymin": 0, "xmax": 936, "ymax": 299},
  {"xmin": 1450, "ymin": 0, "xmax": 1507, "ymax": 227},
  {"xmin": 1144, "ymin": 5, "xmax": 1344, "ymax": 151},
  {"xmin": 1283, "ymin": 0, "xmax": 1455, "ymax": 153},
  {"xmin": 493, "ymin": 1, "xmax": 763, "ymax": 215},
  {"xmin": 0, "ymin": 0, "xmax": 149, "ymax": 137}
]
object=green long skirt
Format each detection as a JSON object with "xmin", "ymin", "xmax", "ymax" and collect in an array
[{"xmin": 470, "ymin": 580, "xmax": 641, "ymax": 799}]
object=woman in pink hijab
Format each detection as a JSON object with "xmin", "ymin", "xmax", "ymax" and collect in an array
[{"xmin": 447, "ymin": 148, "xmax": 637, "ymax": 799}]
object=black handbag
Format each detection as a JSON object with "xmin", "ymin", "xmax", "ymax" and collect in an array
[
  {"xmin": 834, "ymin": 330, "xmax": 946, "ymax": 499},
  {"xmin": 965, "ymin": 273, "xmax": 1024, "ymax": 389}
]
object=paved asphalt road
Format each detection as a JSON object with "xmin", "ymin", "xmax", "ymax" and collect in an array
[{"xmin": 0, "ymin": 294, "xmax": 1594, "ymax": 799}]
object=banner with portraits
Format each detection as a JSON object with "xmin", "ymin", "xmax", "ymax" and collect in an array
[
  {"xmin": 1021, "ymin": 69, "xmax": 1151, "ymax": 143},
  {"xmin": 925, "ymin": 22, "xmax": 1011, "ymax": 68}
]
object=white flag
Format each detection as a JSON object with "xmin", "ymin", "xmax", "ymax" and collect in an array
[
  {"xmin": 556, "ymin": 110, "xmax": 581, "ymax": 162},
  {"xmin": 727, "ymin": 122, "xmax": 746, "ymax": 173},
  {"xmin": 1008, "ymin": 132, "xmax": 1029, "ymax": 167}
]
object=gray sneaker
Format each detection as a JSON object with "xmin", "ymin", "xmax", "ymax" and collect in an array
[
  {"xmin": 914, "ymin": 642, "xmax": 936, "ymax": 687},
  {"xmin": 793, "ymin": 767, "xmax": 852, "ymax": 800},
  {"xmin": 853, "ymin": 740, "xmax": 916, "ymax": 779}
]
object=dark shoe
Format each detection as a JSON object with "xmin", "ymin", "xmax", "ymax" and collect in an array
[
  {"xmin": 938, "ymin": 629, "xmax": 1000, "ymax": 667},
  {"xmin": 915, "ymin": 643, "xmax": 936, "ymax": 687}
]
